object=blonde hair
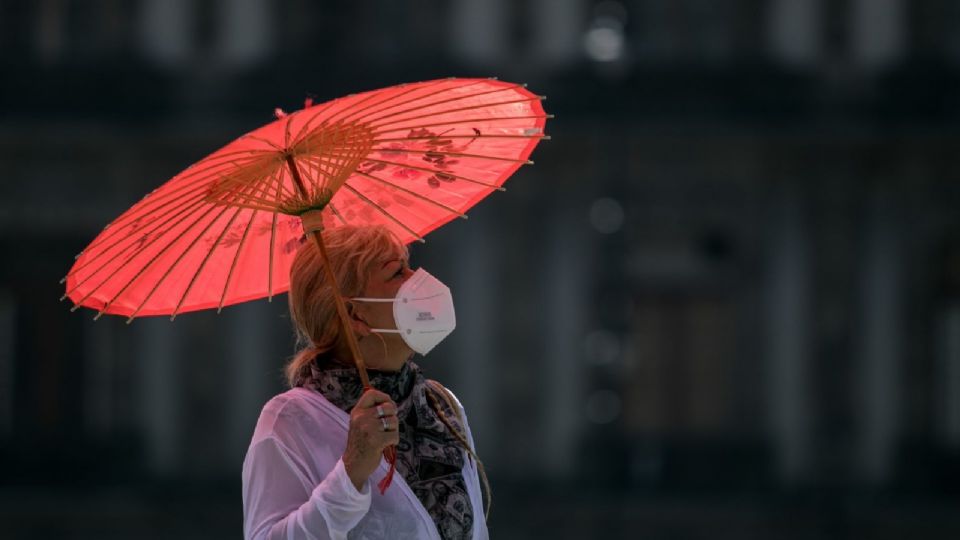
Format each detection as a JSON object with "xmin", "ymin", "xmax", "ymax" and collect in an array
[
  {"xmin": 285, "ymin": 224, "xmax": 408, "ymax": 386},
  {"xmin": 285, "ymin": 224, "xmax": 492, "ymax": 520}
]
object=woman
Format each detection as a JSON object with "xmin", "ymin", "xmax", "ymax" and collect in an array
[{"xmin": 242, "ymin": 224, "xmax": 490, "ymax": 540}]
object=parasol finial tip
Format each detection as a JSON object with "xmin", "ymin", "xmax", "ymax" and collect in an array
[
  {"xmin": 59, "ymin": 276, "xmax": 66, "ymax": 284},
  {"xmin": 543, "ymin": 135, "xmax": 552, "ymax": 141},
  {"xmin": 125, "ymin": 317, "xmax": 135, "ymax": 325},
  {"xmin": 93, "ymin": 312, "xmax": 104, "ymax": 321},
  {"xmin": 526, "ymin": 160, "xmax": 535, "ymax": 165},
  {"xmin": 59, "ymin": 294, "xmax": 67, "ymax": 302},
  {"xmin": 69, "ymin": 305, "xmax": 80, "ymax": 313},
  {"xmin": 547, "ymin": 114, "xmax": 555, "ymax": 119}
]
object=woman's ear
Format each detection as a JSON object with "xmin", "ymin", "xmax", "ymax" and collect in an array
[
  {"xmin": 346, "ymin": 300, "xmax": 372, "ymax": 337},
  {"xmin": 350, "ymin": 316, "xmax": 372, "ymax": 338}
]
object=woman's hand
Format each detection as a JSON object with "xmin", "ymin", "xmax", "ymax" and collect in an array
[{"xmin": 342, "ymin": 388, "xmax": 399, "ymax": 492}]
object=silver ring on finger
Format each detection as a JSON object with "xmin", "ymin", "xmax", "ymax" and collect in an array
[
  {"xmin": 381, "ymin": 417, "xmax": 390, "ymax": 432},
  {"xmin": 376, "ymin": 405, "xmax": 385, "ymax": 418}
]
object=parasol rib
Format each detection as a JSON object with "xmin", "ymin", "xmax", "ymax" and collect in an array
[
  {"xmin": 350, "ymin": 170, "xmax": 467, "ymax": 218},
  {"xmin": 78, "ymin": 171, "xmax": 238, "ymax": 258},
  {"xmin": 347, "ymin": 157, "xmax": 506, "ymax": 191},
  {"xmin": 218, "ymin": 208, "xmax": 259, "ymax": 313},
  {"xmin": 367, "ymin": 147, "xmax": 533, "ymax": 164},
  {"xmin": 327, "ymin": 203, "xmax": 348, "ymax": 226},
  {"xmin": 354, "ymin": 83, "xmax": 525, "ymax": 127},
  {"xmin": 171, "ymin": 168, "xmax": 274, "ymax": 318},
  {"xmin": 170, "ymin": 204, "xmax": 246, "ymax": 320},
  {"xmin": 340, "ymin": 183, "xmax": 425, "ymax": 243},
  {"xmin": 126, "ymin": 203, "xmax": 234, "ymax": 321},
  {"xmin": 367, "ymin": 97, "xmax": 545, "ymax": 130},
  {"xmin": 65, "ymin": 198, "xmax": 209, "ymax": 298},
  {"xmin": 336, "ymin": 79, "xmax": 487, "ymax": 127},
  {"xmin": 370, "ymin": 134, "xmax": 549, "ymax": 144},
  {"xmin": 74, "ymin": 201, "xmax": 218, "ymax": 320},
  {"xmin": 372, "ymin": 114, "xmax": 553, "ymax": 134},
  {"xmin": 294, "ymin": 80, "xmax": 436, "ymax": 141}
]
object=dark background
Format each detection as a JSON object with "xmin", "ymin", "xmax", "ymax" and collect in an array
[{"xmin": 3, "ymin": 1, "xmax": 960, "ymax": 538}]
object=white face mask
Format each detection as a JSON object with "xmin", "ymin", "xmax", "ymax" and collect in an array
[{"xmin": 350, "ymin": 268, "xmax": 456, "ymax": 355}]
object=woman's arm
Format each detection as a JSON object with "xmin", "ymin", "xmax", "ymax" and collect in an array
[{"xmin": 242, "ymin": 436, "xmax": 371, "ymax": 540}]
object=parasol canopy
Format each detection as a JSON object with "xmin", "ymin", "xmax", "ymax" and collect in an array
[{"xmin": 62, "ymin": 77, "xmax": 550, "ymax": 321}]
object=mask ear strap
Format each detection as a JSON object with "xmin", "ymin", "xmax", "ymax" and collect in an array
[{"xmin": 350, "ymin": 298, "xmax": 400, "ymax": 333}]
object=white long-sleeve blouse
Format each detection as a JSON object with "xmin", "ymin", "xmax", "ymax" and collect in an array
[{"xmin": 242, "ymin": 386, "xmax": 488, "ymax": 540}]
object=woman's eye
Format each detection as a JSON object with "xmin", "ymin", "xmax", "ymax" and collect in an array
[{"xmin": 393, "ymin": 267, "xmax": 404, "ymax": 278}]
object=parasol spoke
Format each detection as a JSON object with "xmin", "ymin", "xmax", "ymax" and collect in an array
[
  {"xmin": 170, "ymin": 204, "xmax": 246, "ymax": 320},
  {"xmin": 212, "ymin": 158, "xmax": 293, "ymax": 212},
  {"xmin": 350, "ymin": 169, "xmax": 467, "ymax": 218},
  {"xmin": 77, "ymin": 161, "xmax": 275, "ymax": 309},
  {"xmin": 184, "ymin": 147, "xmax": 278, "ymax": 166},
  {"xmin": 367, "ymin": 147, "xmax": 534, "ymax": 164},
  {"xmin": 80, "ymin": 152, "xmax": 270, "ymax": 255},
  {"xmin": 358, "ymin": 84, "xmax": 527, "ymax": 127},
  {"xmin": 164, "ymin": 170, "xmax": 272, "ymax": 318},
  {"xmin": 340, "ymin": 183, "xmax": 425, "ymax": 243},
  {"xmin": 345, "ymin": 156, "xmax": 506, "ymax": 191},
  {"xmin": 367, "ymin": 97, "xmax": 546, "ymax": 130},
  {"xmin": 370, "ymin": 134, "xmax": 550, "ymax": 144},
  {"xmin": 79, "ymin": 181, "xmax": 215, "ymax": 261},
  {"xmin": 283, "ymin": 115, "xmax": 297, "ymax": 149},
  {"xmin": 244, "ymin": 135, "xmax": 286, "ymax": 152},
  {"xmin": 336, "ymin": 79, "xmax": 485, "ymax": 127},
  {"xmin": 94, "ymin": 198, "xmax": 230, "ymax": 319},
  {"xmin": 327, "ymin": 202, "xmax": 348, "ymax": 227},
  {"xmin": 126, "ymin": 203, "xmax": 234, "ymax": 321},
  {"xmin": 371, "ymin": 114, "xmax": 553, "ymax": 135},
  {"xmin": 218, "ymin": 208, "xmax": 260, "ymax": 313},
  {"xmin": 69, "ymin": 197, "xmax": 210, "ymax": 311},
  {"xmin": 66, "ymin": 196, "xmax": 210, "ymax": 288},
  {"xmin": 317, "ymin": 84, "xmax": 402, "ymax": 129},
  {"xmin": 268, "ymin": 173, "xmax": 286, "ymax": 301},
  {"xmin": 314, "ymin": 80, "xmax": 443, "ymax": 136}
]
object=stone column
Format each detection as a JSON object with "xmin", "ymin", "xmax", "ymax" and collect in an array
[
  {"xmin": 855, "ymin": 187, "xmax": 903, "ymax": 484},
  {"xmin": 766, "ymin": 185, "xmax": 813, "ymax": 483},
  {"xmin": 137, "ymin": 318, "xmax": 181, "ymax": 475}
]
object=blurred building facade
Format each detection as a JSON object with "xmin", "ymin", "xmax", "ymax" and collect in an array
[{"xmin": 2, "ymin": 1, "xmax": 960, "ymax": 538}]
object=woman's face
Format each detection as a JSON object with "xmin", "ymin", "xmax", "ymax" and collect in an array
[{"xmin": 355, "ymin": 253, "xmax": 415, "ymax": 341}]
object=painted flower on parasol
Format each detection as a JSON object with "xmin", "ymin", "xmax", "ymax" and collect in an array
[{"xmin": 62, "ymin": 77, "xmax": 550, "ymax": 492}]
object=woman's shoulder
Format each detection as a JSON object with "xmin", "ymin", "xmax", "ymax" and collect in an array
[{"xmin": 252, "ymin": 387, "xmax": 346, "ymax": 440}]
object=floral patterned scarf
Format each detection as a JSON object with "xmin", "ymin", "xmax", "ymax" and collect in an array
[{"xmin": 295, "ymin": 357, "xmax": 474, "ymax": 540}]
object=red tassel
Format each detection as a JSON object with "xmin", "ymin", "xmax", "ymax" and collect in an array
[{"xmin": 377, "ymin": 446, "xmax": 397, "ymax": 494}]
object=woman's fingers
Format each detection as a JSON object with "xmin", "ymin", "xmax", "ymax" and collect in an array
[
  {"xmin": 355, "ymin": 388, "xmax": 393, "ymax": 409},
  {"xmin": 374, "ymin": 402, "xmax": 398, "ymax": 418}
]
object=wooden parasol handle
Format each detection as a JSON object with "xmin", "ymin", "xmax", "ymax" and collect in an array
[
  {"xmin": 307, "ymin": 228, "xmax": 371, "ymax": 388},
  {"xmin": 284, "ymin": 155, "xmax": 371, "ymax": 388}
]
